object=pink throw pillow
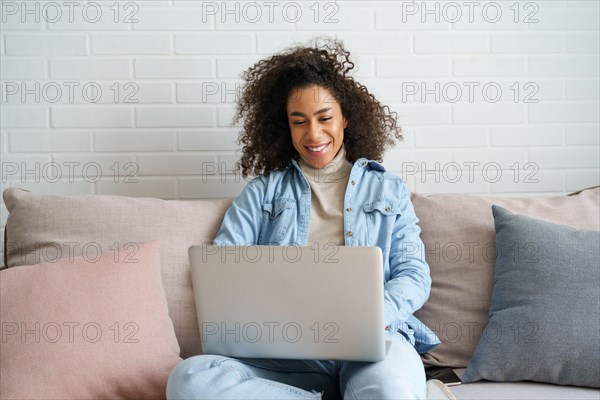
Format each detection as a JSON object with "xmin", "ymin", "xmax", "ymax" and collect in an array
[{"xmin": 0, "ymin": 240, "xmax": 182, "ymax": 399}]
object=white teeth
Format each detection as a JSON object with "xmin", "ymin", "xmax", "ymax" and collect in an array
[{"xmin": 307, "ymin": 144, "xmax": 327, "ymax": 152}]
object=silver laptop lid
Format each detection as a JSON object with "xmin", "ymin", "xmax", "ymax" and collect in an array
[{"xmin": 189, "ymin": 245, "xmax": 386, "ymax": 362}]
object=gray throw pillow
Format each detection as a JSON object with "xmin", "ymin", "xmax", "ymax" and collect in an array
[{"xmin": 462, "ymin": 205, "xmax": 600, "ymax": 388}]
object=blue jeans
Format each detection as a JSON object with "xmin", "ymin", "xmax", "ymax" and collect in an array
[{"xmin": 166, "ymin": 333, "xmax": 427, "ymax": 400}]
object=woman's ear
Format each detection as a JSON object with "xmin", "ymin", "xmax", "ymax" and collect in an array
[{"xmin": 343, "ymin": 116, "xmax": 348, "ymax": 129}]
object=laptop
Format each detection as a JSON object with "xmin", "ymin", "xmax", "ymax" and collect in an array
[{"xmin": 188, "ymin": 244, "xmax": 387, "ymax": 362}]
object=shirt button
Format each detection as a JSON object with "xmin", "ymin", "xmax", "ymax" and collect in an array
[
  {"xmin": 361, "ymin": 161, "xmax": 367, "ymax": 167},
  {"xmin": 351, "ymin": 180, "xmax": 356, "ymax": 185},
  {"xmin": 384, "ymin": 207, "xmax": 391, "ymax": 212},
  {"xmin": 346, "ymin": 208, "xmax": 352, "ymax": 213},
  {"xmin": 346, "ymin": 231, "xmax": 353, "ymax": 237}
]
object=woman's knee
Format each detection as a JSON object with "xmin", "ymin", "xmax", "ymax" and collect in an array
[
  {"xmin": 166, "ymin": 354, "xmax": 238, "ymax": 400},
  {"xmin": 340, "ymin": 338, "xmax": 427, "ymax": 400}
]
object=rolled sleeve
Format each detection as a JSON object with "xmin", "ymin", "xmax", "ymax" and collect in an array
[{"xmin": 213, "ymin": 177, "xmax": 266, "ymax": 246}]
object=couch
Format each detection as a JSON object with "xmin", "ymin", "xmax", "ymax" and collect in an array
[{"xmin": 1, "ymin": 186, "xmax": 599, "ymax": 399}]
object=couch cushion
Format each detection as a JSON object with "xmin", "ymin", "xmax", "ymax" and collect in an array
[
  {"xmin": 452, "ymin": 382, "xmax": 600, "ymax": 400},
  {"xmin": 411, "ymin": 186, "xmax": 600, "ymax": 368},
  {"xmin": 451, "ymin": 369, "xmax": 600, "ymax": 400},
  {"xmin": 0, "ymin": 240, "xmax": 182, "ymax": 399},
  {"xmin": 461, "ymin": 206, "xmax": 599, "ymax": 387},
  {"xmin": 3, "ymin": 187, "xmax": 232, "ymax": 359}
]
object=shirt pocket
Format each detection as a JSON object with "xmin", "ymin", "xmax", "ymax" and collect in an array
[
  {"xmin": 261, "ymin": 198, "xmax": 296, "ymax": 244},
  {"xmin": 363, "ymin": 200, "xmax": 402, "ymax": 247}
]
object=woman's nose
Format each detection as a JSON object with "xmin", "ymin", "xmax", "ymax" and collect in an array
[{"xmin": 306, "ymin": 122, "xmax": 322, "ymax": 140}]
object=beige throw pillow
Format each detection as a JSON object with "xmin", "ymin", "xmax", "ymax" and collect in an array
[{"xmin": 3, "ymin": 188, "xmax": 231, "ymax": 359}]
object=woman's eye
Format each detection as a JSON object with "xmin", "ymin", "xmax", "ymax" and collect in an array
[
  {"xmin": 292, "ymin": 121, "xmax": 305, "ymax": 125},
  {"xmin": 321, "ymin": 117, "xmax": 332, "ymax": 122}
]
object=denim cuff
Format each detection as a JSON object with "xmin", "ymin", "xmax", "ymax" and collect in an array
[{"xmin": 383, "ymin": 299, "xmax": 399, "ymax": 332}]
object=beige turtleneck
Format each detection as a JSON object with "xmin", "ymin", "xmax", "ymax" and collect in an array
[{"xmin": 298, "ymin": 144, "xmax": 353, "ymax": 246}]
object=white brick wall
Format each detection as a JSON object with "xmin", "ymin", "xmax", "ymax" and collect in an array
[
  {"xmin": 92, "ymin": 33, "xmax": 172, "ymax": 55},
  {"xmin": 49, "ymin": 58, "xmax": 130, "ymax": 79},
  {"xmin": 5, "ymin": 33, "xmax": 87, "ymax": 55},
  {"xmin": 0, "ymin": 0, "xmax": 598, "ymax": 224}
]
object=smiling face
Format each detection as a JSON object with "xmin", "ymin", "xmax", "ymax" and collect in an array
[{"xmin": 287, "ymin": 85, "xmax": 347, "ymax": 169}]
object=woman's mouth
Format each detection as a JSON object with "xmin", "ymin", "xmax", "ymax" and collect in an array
[{"xmin": 305, "ymin": 143, "xmax": 329, "ymax": 153}]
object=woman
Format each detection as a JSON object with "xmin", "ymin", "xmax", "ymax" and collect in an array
[{"xmin": 167, "ymin": 38, "xmax": 440, "ymax": 400}]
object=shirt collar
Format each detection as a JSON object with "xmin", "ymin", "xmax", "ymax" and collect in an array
[{"xmin": 288, "ymin": 156, "xmax": 387, "ymax": 173}]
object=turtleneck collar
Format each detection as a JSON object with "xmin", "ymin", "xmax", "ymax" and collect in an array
[{"xmin": 298, "ymin": 144, "xmax": 353, "ymax": 183}]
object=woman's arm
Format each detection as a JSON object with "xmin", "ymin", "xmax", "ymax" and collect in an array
[
  {"xmin": 383, "ymin": 183, "xmax": 432, "ymax": 332},
  {"xmin": 212, "ymin": 177, "xmax": 266, "ymax": 246}
]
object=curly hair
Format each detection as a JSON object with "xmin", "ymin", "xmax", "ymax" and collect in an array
[{"xmin": 234, "ymin": 37, "xmax": 402, "ymax": 178}]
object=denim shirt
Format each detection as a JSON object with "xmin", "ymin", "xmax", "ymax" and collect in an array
[{"xmin": 213, "ymin": 157, "xmax": 441, "ymax": 354}]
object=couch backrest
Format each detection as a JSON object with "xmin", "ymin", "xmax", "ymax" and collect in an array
[{"xmin": 3, "ymin": 186, "xmax": 599, "ymax": 365}]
